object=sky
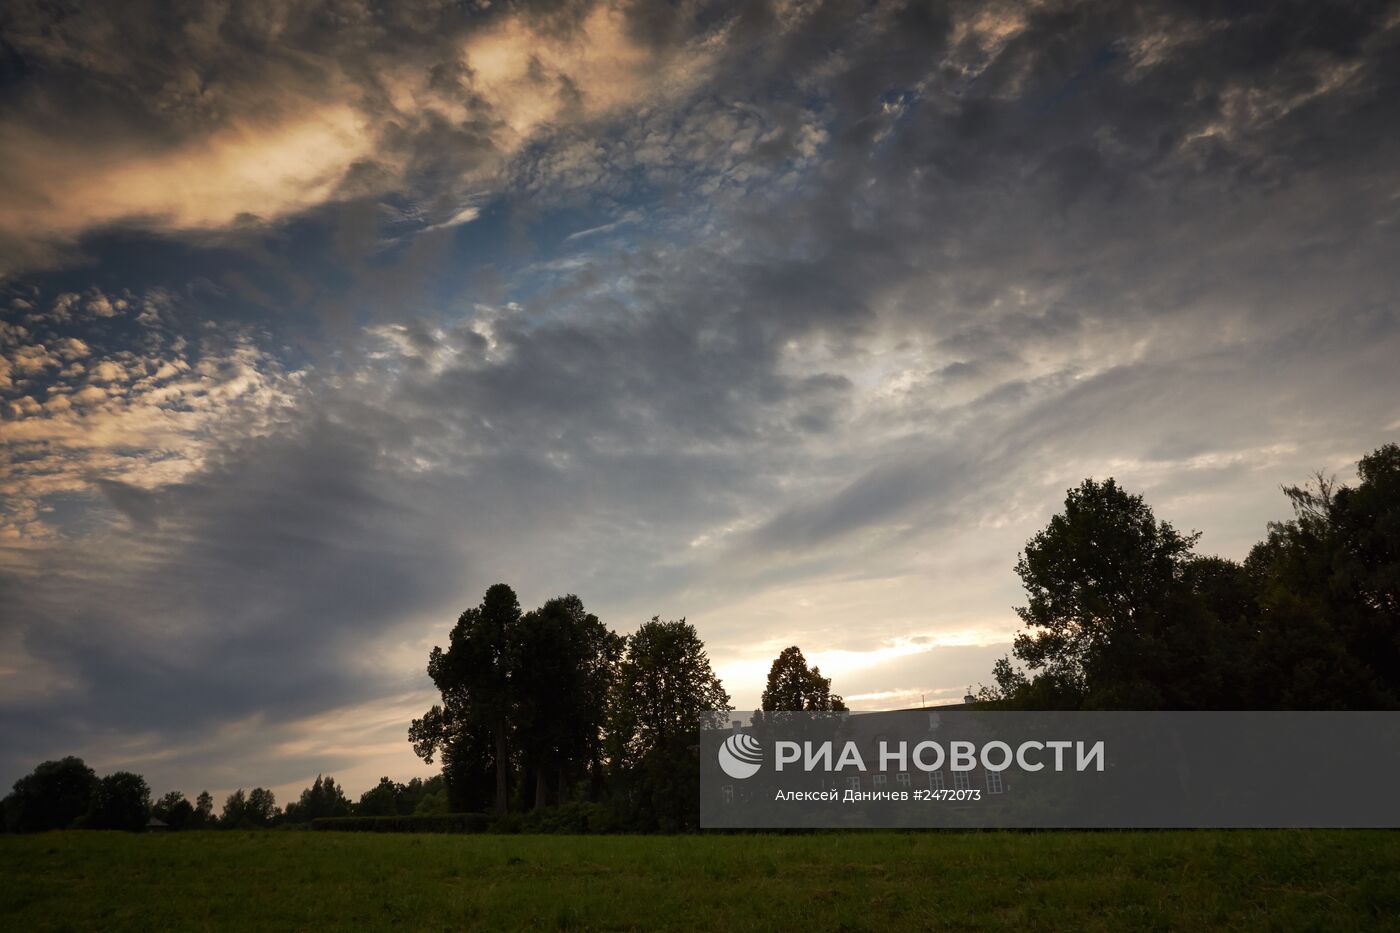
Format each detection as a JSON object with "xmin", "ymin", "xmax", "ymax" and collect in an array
[{"xmin": 2, "ymin": 0, "xmax": 1400, "ymax": 804}]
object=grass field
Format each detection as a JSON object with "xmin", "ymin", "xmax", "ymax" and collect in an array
[{"xmin": 3, "ymin": 830, "xmax": 1399, "ymax": 931}]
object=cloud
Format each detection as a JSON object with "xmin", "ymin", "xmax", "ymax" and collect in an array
[
  {"xmin": 0, "ymin": 0, "xmax": 733, "ymax": 276},
  {"xmin": 0, "ymin": 106, "xmax": 375, "ymax": 254},
  {"xmin": 3, "ymin": 0, "xmax": 1400, "ymax": 796},
  {"xmin": 0, "ymin": 290, "xmax": 297, "ymax": 554}
]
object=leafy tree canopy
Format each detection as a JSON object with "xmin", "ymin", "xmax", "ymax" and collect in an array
[
  {"xmin": 2, "ymin": 756, "xmax": 98, "ymax": 833},
  {"xmin": 153, "ymin": 791, "xmax": 194, "ymax": 830},
  {"xmin": 83, "ymin": 771, "xmax": 150, "ymax": 831},
  {"xmin": 411, "ymin": 583, "xmax": 522, "ymax": 815},
  {"xmin": 760, "ymin": 646, "xmax": 846, "ymax": 712},
  {"xmin": 284, "ymin": 775, "xmax": 351, "ymax": 823},
  {"xmin": 987, "ymin": 443, "xmax": 1400, "ymax": 711}
]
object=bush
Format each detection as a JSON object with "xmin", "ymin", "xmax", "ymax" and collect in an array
[
  {"xmin": 518, "ymin": 802, "xmax": 618, "ymax": 834},
  {"xmin": 310, "ymin": 813, "xmax": 491, "ymax": 833}
]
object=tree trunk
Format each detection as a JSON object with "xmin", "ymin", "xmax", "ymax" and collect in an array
[
  {"xmin": 557, "ymin": 765, "xmax": 568, "ymax": 805},
  {"xmin": 534, "ymin": 767, "xmax": 549, "ymax": 811},
  {"xmin": 494, "ymin": 719, "xmax": 508, "ymax": 815}
]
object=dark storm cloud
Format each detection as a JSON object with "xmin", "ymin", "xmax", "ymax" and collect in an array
[{"xmin": 4, "ymin": 0, "xmax": 1400, "ymax": 792}]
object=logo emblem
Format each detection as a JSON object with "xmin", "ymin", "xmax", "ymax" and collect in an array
[{"xmin": 718, "ymin": 732, "xmax": 763, "ymax": 779}]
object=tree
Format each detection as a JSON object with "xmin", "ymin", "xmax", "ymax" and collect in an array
[
  {"xmin": 608, "ymin": 617, "xmax": 730, "ymax": 831},
  {"xmin": 191, "ymin": 791, "xmax": 215, "ymax": 828},
  {"xmin": 246, "ymin": 788, "xmax": 277, "ymax": 827},
  {"xmin": 356, "ymin": 777, "xmax": 401, "ymax": 817},
  {"xmin": 1244, "ymin": 444, "xmax": 1400, "ymax": 707},
  {"xmin": 983, "ymin": 443, "xmax": 1400, "ymax": 711},
  {"xmin": 509, "ymin": 595, "xmax": 622, "ymax": 809},
  {"xmin": 1338, "ymin": 444, "xmax": 1400, "ymax": 646},
  {"xmin": 220, "ymin": 788, "xmax": 275, "ymax": 828},
  {"xmin": 2, "ymin": 757, "xmax": 98, "ymax": 833},
  {"xmin": 153, "ymin": 791, "xmax": 195, "ymax": 830},
  {"xmin": 760, "ymin": 646, "xmax": 846, "ymax": 712},
  {"xmin": 411, "ymin": 584, "xmax": 522, "ymax": 815},
  {"xmin": 283, "ymin": 775, "xmax": 351, "ymax": 823},
  {"xmin": 413, "ymin": 786, "xmax": 449, "ymax": 815},
  {"xmin": 410, "ymin": 706, "xmax": 499, "ymax": 813},
  {"xmin": 221, "ymin": 789, "xmax": 247, "ymax": 827},
  {"xmin": 1005, "ymin": 477, "xmax": 1200, "ymax": 707},
  {"xmin": 83, "ymin": 772, "xmax": 151, "ymax": 831},
  {"xmin": 396, "ymin": 776, "xmax": 443, "ymax": 816},
  {"xmin": 611, "ymin": 618, "xmax": 731, "ymax": 759}
]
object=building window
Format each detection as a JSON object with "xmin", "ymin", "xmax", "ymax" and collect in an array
[
  {"xmin": 953, "ymin": 770, "xmax": 971, "ymax": 791},
  {"xmin": 722, "ymin": 785, "xmax": 734, "ymax": 804},
  {"xmin": 986, "ymin": 770, "xmax": 1004, "ymax": 794},
  {"xmin": 847, "ymin": 776, "xmax": 861, "ymax": 792},
  {"xmin": 896, "ymin": 772, "xmax": 911, "ymax": 789},
  {"xmin": 929, "ymin": 770, "xmax": 945, "ymax": 791},
  {"xmin": 873, "ymin": 773, "xmax": 888, "ymax": 789}
]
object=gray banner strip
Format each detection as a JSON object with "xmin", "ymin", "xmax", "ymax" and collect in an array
[{"xmin": 700, "ymin": 711, "xmax": 1400, "ymax": 828}]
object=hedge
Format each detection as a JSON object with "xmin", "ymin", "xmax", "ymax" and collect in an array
[{"xmin": 310, "ymin": 813, "xmax": 491, "ymax": 833}]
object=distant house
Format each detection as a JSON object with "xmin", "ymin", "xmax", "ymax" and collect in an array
[{"xmin": 144, "ymin": 816, "xmax": 169, "ymax": 832}]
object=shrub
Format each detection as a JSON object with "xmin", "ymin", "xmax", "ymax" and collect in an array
[{"xmin": 518, "ymin": 802, "xmax": 618, "ymax": 834}]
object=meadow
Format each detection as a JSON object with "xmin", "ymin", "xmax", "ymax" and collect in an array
[{"xmin": 3, "ymin": 830, "xmax": 1399, "ymax": 931}]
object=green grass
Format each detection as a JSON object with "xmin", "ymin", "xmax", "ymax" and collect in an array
[{"xmin": 3, "ymin": 830, "xmax": 1399, "ymax": 931}]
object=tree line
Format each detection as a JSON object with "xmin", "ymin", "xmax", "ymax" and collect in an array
[
  {"xmin": 5, "ymin": 441, "xmax": 1394, "ymax": 833},
  {"xmin": 404, "ymin": 588, "xmax": 852, "ymax": 831},
  {"xmin": 1, "ymin": 612, "xmax": 839, "ymax": 833},
  {"xmin": 980, "ymin": 442, "xmax": 1400, "ymax": 710},
  {"xmin": 406, "ymin": 592, "xmax": 728, "ymax": 831},
  {"xmin": 0, "ymin": 756, "xmax": 450, "ymax": 833}
]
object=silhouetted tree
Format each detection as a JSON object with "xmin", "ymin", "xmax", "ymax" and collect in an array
[
  {"xmin": 2, "ymin": 757, "xmax": 98, "ymax": 833},
  {"xmin": 412, "ymin": 784, "xmax": 449, "ymax": 815},
  {"xmin": 411, "ymin": 584, "xmax": 522, "ymax": 815},
  {"xmin": 221, "ymin": 789, "xmax": 249, "ymax": 827},
  {"xmin": 760, "ymin": 646, "xmax": 846, "ymax": 712},
  {"xmin": 608, "ymin": 617, "xmax": 730, "ymax": 831},
  {"xmin": 1244, "ymin": 443, "xmax": 1400, "ymax": 707},
  {"xmin": 987, "ymin": 478, "xmax": 1207, "ymax": 708},
  {"xmin": 413, "ymin": 708, "xmax": 499, "ymax": 813},
  {"xmin": 510, "ymin": 595, "xmax": 622, "ymax": 809},
  {"xmin": 396, "ymin": 775, "xmax": 444, "ymax": 816},
  {"xmin": 83, "ymin": 772, "xmax": 150, "ymax": 831},
  {"xmin": 985, "ymin": 443, "xmax": 1400, "ymax": 710},
  {"xmin": 283, "ymin": 775, "xmax": 351, "ymax": 823},
  {"xmin": 246, "ymin": 788, "xmax": 277, "ymax": 827},
  {"xmin": 355, "ymin": 777, "xmax": 401, "ymax": 817},
  {"xmin": 191, "ymin": 790, "xmax": 215, "ymax": 828},
  {"xmin": 1014, "ymin": 478, "xmax": 1199, "ymax": 689},
  {"xmin": 153, "ymin": 791, "xmax": 194, "ymax": 830}
]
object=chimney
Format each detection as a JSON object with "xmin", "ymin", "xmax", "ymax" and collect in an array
[{"xmin": 963, "ymin": 693, "xmax": 976, "ymax": 705}]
